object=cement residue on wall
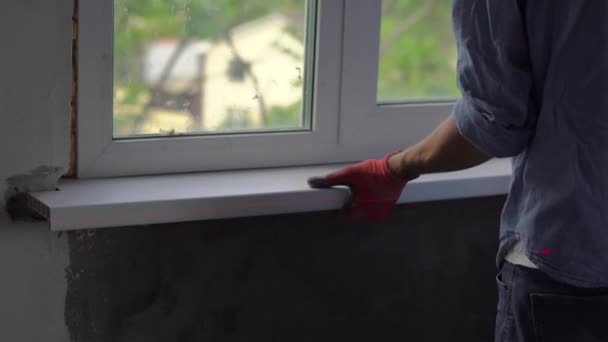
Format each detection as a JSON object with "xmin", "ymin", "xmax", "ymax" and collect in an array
[
  {"xmin": 4, "ymin": 166, "xmax": 64, "ymax": 221},
  {"xmin": 4, "ymin": 166, "xmax": 64, "ymax": 195}
]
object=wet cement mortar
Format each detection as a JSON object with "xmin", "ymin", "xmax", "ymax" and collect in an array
[{"xmin": 65, "ymin": 195, "xmax": 505, "ymax": 342}]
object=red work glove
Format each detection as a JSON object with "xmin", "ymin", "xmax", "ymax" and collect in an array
[{"xmin": 308, "ymin": 152, "xmax": 408, "ymax": 223}]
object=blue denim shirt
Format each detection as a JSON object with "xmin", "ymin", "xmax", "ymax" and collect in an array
[{"xmin": 452, "ymin": 0, "xmax": 608, "ymax": 288}]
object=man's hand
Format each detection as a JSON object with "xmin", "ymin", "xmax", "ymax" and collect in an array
[
  {"xmin": 308, "ymin": 152, "xmax": 408, "ymax": 223},
  {"xmin": 307, "ymin": 116, "xmax": 492, "ymax": 223}
]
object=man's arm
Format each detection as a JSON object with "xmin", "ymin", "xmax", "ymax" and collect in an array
[
  {"xmin": 391, "ymin": 0, "xmax": 535, "ymax": 180},
  {"xmin": 308, "ymin": 115, "xmax": 491, "ymax": 222},
  {"xmin": 308, "ymin": 0, "xmax": 535, "ymax": 222},
  {"xmin": 388, "ymin": 116, "xmax": 491, "ymax": 181}
]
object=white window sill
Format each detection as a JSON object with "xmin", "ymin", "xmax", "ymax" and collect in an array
[{"xmin": 27, "ymin": 159, "xmax": 511, "ymax": 231}]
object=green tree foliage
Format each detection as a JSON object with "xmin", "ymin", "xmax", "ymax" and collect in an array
[
  {"xmin": 113, "ymin": 0, "xmax": 457, "ymax": 135},
  {"xmin": 378, "ymin": 0, "xmax": 458, "ymax": 101},
  {"xmin": 114, "ymin": 0, "xmax": 302, "ymax": 84}
]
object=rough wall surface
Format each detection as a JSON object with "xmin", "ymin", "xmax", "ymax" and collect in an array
[{"xmin": 65, "ymin": 196, "xmax": 504, "ymax": 342}]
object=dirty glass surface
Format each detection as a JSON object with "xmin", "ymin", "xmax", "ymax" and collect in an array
[
  {"xmin": 377, "ymin": 0, "xmax": 459, "ymax": 103},
  {"xmin": 113, "ymin": 0, "xmax": 314, "ymax": 138}
]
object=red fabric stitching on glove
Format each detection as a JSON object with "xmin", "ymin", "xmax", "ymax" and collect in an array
[{"xmin": 308, "ymin": 152, "xmax": 408, "ymax": 222}]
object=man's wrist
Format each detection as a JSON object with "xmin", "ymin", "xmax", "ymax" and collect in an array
[{"xmin": 388, "ymin": 149, "xmax": 422, "ymax": 181}]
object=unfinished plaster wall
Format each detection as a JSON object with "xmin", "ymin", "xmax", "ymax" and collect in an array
[
  {"xmin": 0, "ymin": 0, "xmax": 72, "ymax": 341},
  {"xmin": 63, "ymin": 196, "xmax": 504, "ymax": 342}
]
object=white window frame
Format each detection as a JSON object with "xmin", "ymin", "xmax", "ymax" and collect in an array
[
  {"xmin": 78, "ymin": 0, "xmax": 455, "ymax": 178},
  {"xmin": 339, "ymin": 1, "xmax": 455, "ymax": 147}
]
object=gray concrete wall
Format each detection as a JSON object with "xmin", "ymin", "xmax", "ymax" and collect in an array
[
  {"xmin": 64, "ymin": 196, "xmax": 504, "ymax": 342},
  {"xmin": 0, "ymin": 1, "xmax": 505, "ymax": 341}
]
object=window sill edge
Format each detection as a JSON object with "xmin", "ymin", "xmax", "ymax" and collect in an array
[{"xmin": 28, "ymin": 159, "xmax": 511, "ymax": 231}]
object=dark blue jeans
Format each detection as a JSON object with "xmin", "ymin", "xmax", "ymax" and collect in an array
[{"xmin": 495, "ymin": 261, "xmax": 608, "ymax": 342}]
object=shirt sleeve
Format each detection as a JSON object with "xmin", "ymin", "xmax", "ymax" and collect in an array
[{"xmin": 452, "ymin": 0, "xmax": 537, "ymax": 158}]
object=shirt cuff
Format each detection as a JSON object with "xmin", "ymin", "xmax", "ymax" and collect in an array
[{"xmin": 453, "ymin": 97, "xmax": 530, "ymax": 158}]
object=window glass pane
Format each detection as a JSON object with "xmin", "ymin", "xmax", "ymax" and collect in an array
[
  {"xmin": 377, "ymin": 0, "xmax": 458, "ymax": 103},
  {"xmin": 113, "ymin": 0, "xmax": 314, "ymax": 138}
]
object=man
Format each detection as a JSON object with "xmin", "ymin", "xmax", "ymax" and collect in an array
[{"xmin": 309, "ymin": 1, "xmax": 608, "ymax": 341}]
